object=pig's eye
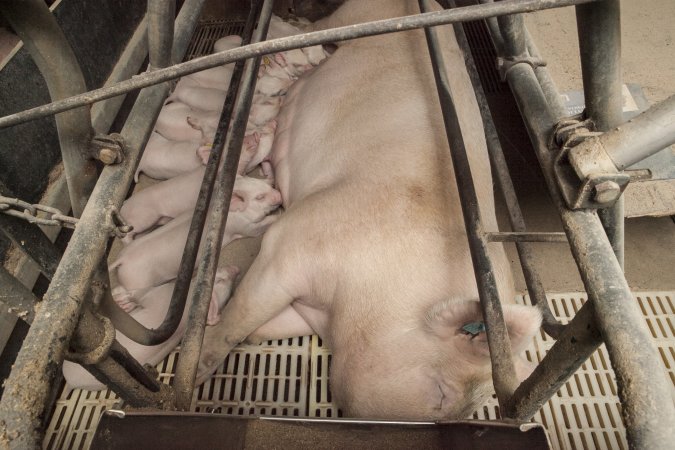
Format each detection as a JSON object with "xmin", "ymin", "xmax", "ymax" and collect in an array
[{"xmin": 255, "ymin": 194, "xmax": 265, "ymax": 201}]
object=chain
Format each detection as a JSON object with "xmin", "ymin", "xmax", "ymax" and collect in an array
[{"xmin": 0, "ymin": 195, "xmax": 132, "ymax": 238}]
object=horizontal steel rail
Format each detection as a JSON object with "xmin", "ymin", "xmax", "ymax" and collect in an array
[
  {"xmin": 0, "ymin": 1, "xmax": 205, "ymax": 447},
  {"xmin": 173, "ymin": 0, "xmax": 273, "ymax": 409},
  {"xmin": 0, "ymin": 0, "xmax": 599, "ymax": 130},
  {"xmin": 484, "ymin": 232, "xmax": 568, "ymax": 243}
]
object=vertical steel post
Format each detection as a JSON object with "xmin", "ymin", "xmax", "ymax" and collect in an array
[
  {"xmin": 0, "ymin": 0, "xmax": 97, "ymax": 217},
  {"xmin": 575, "ymin": 0, "xmax": 624, "ymax": 268},
  {"xmin": 173, "ymin": 0, "xmax": 273, "ymax": 410},
  {"xmin": 147, "ymin": 0, "xmax": 175, "ymax": 70}
]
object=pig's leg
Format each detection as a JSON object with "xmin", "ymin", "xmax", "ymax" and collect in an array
[
  {"xmin": 245, "ymin": 305, "xmax": 314, "ymax": 344},
  {"xmin": 196, "ymin": 236, "xmax": 301, "ymax": 383}
]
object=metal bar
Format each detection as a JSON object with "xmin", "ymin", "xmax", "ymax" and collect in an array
[
  {"xmin": 0, "ymin": 0, "xmax": 600, "ymax": 130},
  {"xmin": 485, "ymin": 232, "xmax": 567, "ymax": 243},
  {"xmin": 578, "ymin": 93, "xmax": 675, "ymax": 170},
  {"xmin": 0, "ymin": 182, "xmax": 62, "ymax": 280},
  {"xmin": 108, "ymin": 0, "xmax": 260, "ymax": 348},
  {"xmin": 0, "ymin": 0, "xmax": 97, "ymax": 217},
  {"xmin": 419, "ymin": 0, "xmax": 517, "ymax": 409},
  {"xmin": 68, "ymin": 307, "xmax": 172, "ymax": 408},
  {"xmin": 502, "ymin": 61, "xmax": 675, "ymax": 447},
  {"xmin": 0, "ymin": 2, "xmax": 205, "ymax": 447},
  {"xmin": 173, "ymin": 0, "xmax": 272, "ymax": 410},
  {"xmin": 449, "ymin": 10, "xmax": 564, "ymax": 337},
  {"xmin": 0, "ymin": 266, "xmax": 39, "ymax": 324},
  {"xmin": 91, "ymin": 17, "xmax": 149, "ymax": 134},
  {"xmin": 147, "ymin": 0, "xmax": 175, "ymax": 69},
  {"xmin": 576, "ymin": 0, "xmax": 624, "ymax": 269},
  {"xmin": 496, "ymin": 13, "xmax": 526, "ymax": 57}
]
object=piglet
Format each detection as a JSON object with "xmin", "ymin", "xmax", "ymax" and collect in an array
[
  {"xmin": 122, "ymin": 147, "xmax": 265, "ymax": 243},
  {"xmin": 62, "ymin": 265, "xmax": 239, "ymax": 391},
  {"xmin": 213, "ymin": 35, "xmax": 243, "ymax": 53},
  {"xmin": 135, "ymin": 131, "xmax": 211, "ymax": 181},
  {"xmin": 274, "ymin": 50, "xmax": 313, "ymax": 78},
  {"xmin": 182, "ymin": 65, "xmax": 235, "ymax": 91},
  {"xmin": 248, "ymin": 95, "xmax": 283, "ymax": 128},
  {"xmin": 166, "ymin": 83, "xmax": 228, "ymax": 112},
  {"xmin": 155, "ymin": 102, "xmax": 219, "ymax": 142},
  {"xmin": 238, "ymin": 121, "xmax": 277, "ymax": 174},
  {"xmin": 110, "ymin": 176, "xmax": 282, "ymax": 305}
]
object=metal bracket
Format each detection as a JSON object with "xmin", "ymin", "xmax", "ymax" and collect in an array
[
  {"xmin": 91, "ymin": 133, "xmax": 125, "ymax": 165},
  {"xmin": 64, "ymin": 313, "xmax": 116, "ymax": 365},
  {"xmin": 496, "ymin": 55, "xmax": 546, "ymax": 82},
  {"xmin": 552, "ymin": 117, "xmax": 630, "ymax": 210}
]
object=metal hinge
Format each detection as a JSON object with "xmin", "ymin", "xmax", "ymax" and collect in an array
[{"xmin": 0, "ymin": 195, "xmax": 132, "ymax": 238}]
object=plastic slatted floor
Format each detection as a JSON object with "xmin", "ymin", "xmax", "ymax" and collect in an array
[{"xmin": 44, "ymin": 292, "xmax": 675, "ymax": 450}]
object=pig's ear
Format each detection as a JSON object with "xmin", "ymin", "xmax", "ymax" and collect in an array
[
  {"xmin": 229, "ymin": 190, "xmax": 247, "ymax": 212},
  {"xmin": 274, "ymin": 52, "xmax": 287, "ymax": 67},
  {"xmin": 187, "ymin": 116, "xmax": 201, "ymax": 130},
  {"xmin": 427, "ymin": 300, "xmax": 541, "ymax": 362},
  {"xmin": 196, "ymin": 145, "xmax": 212, "ymax": 165}
]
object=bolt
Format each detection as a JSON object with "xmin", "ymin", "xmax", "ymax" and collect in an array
[
  {"xmin": 593, "ymin": 180, "xmax": 621, "ymax": 204},
  {"xmin": 98, "ymin": 148, "xmax": 118, "ymax": 165}
]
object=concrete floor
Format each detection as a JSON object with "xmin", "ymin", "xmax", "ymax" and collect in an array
[{"xmin": 504, "ymin": 0, "xmax": 675, "ymax": 293}]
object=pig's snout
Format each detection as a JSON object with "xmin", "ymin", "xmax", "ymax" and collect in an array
[{"xmin": 259, "ymin": 189, "xmax": 282, "ymax": 208}]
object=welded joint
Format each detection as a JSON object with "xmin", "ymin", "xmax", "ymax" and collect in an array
[
  {"xmin": 65, "ymin": 314, "xmax": 116, "ymax": 365},
  {"xmin": 91, "ymin": 133, "xmax": 126, "ymax": 165},
  {"xmin": 552, "ymin": 117, "xmax": 629, "ymax": 209},
  {"xmin": 496, "ymin": 55, "xmax": 546, "ymax": 82}
]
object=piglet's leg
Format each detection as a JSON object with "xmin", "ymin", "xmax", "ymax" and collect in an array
[{"xmin": 195, "ymin": 241, "xmax": 298, "ymax": 384}]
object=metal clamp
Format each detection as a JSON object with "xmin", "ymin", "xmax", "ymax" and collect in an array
[
  {"xmin": 552, "ymin": 117, "xmax": 629, "ymax": 210},
  {"xmin": 496, "ymin": 55, "xmax": 546, "ymax": 82},
  {"xmin": 64, "ymin": 313, "xmax": 117, "ymax": 365},
  {"xmin": 91, "ymin": 133, "xmax": 125, "ymax": 165}
]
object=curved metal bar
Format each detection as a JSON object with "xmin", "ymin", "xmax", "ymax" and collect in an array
[
  {"xmin": 419, "ymin": 0, "xmax": 518, "ymax": 408},
  {"xmin": 0, "ymin": 0, "xmax": 599, "ymax": 130},
  {"xmin": 0, "ymin": 0, "xmax": 97, "ymax": 217},
  {"xmin": 108, "ymin": 0, "xmax": 261, "ymax": 348},
  {"xmin": 0, "ymin": 2, "xmax": 205, "ymax": 447}
]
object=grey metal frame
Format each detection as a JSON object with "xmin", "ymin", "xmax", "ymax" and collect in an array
[{"xmin": 0, "ymin": 0, "xmax": 674, "ymax": 448}]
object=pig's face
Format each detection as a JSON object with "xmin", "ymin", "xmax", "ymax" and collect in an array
[
  {"xmin": 331, "ymin": 301, "xmax": 541, "ymax": 420},
  {"xmin": 230, "ymin": 175, "xmax": 283, "ymax": 225},
  {"xmin": 274, "ymin": 50, "xmax": 313, "ymax": 77}
]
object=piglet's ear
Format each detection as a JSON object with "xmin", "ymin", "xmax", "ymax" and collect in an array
[
  {"xmin": 229, "ymin": 190, "xmax": 246, "ymax": 212},
  {"xmin": 196, "ymin": 145, "xmax": 212, "ymax": 164},
  {"xmin": 427, "ymin": 300, "xmax": 541, "ymax": 363},
  {"xmin": 274, "ymin": 52, "xmax": 287, "ymax": 67}
]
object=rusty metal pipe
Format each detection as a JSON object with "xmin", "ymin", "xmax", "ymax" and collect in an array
[
  {"xmin": 173, "ymin": 0, "xmax": 273, "ymax": 410},
  {"xmin": 0, "ymin": 0, "xmax": 97, "ymax": 217},
  {"xmin": 0, "ymin": 0, "xmax": 600, "ymax": 130}
]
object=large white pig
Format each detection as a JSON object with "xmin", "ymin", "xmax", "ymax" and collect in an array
[
  {"xmin": 62, "ymin": 265, "xmax": 239, "ymax": 391},
  {"xmin": 111, "ymin": 179, "xmax": 282, "ymax": 305},
  {"xmin": 194, "ymin": 0, "xmax": 541, "ymax": 420},
  {"xmin": 121, "ymin": 166, "xmax": 275, "ymax": 242}
]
